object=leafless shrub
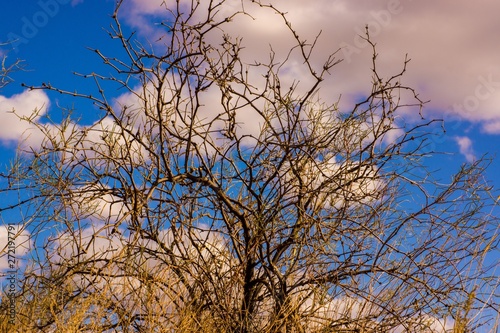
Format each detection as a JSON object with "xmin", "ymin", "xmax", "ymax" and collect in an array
[{"xmin": 1, "ymin": 1, "xmax": 499, "ymax": 332}]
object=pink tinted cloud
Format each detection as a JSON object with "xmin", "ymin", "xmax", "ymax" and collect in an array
[
  {"xmin": 483, "ymin": 120, "xmax": 500, "ymax": 134},
  {"xmin": 117, "ymin": 1, "xmax": 500, "ymax": 132}
]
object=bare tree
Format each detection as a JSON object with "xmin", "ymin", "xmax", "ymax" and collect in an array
[
  {"xmin": 1, "ymin": 1, "xmax": 499, "ymax": 332},
  {"xmin": 0, "ymin": 42, "xmax": 22, "ymax": 90}
]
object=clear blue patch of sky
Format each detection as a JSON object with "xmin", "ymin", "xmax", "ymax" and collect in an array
[{"xmin": 1, "ymin": 0, "xmax": 124, "ymax": 123}]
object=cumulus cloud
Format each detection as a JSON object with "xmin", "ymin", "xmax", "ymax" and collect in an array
[
  {"xmin": 125, "ymin": 0, "xmax": 165, "ymax": 15},
  {"xmin": 48, "ymin": 222, "xmax": 234, "ymax": 313},
  {"xmin": 482, "ymin": 119, "xmax": 500, "ymax": 134},
  {"xmin": 0, "ymin": 224, "xmax": 31, "ymax": 272},
  {"xmin": 0, "ymin": 89, "xmax": 49, "ymax": 146},
  {"xmin": 117, "ymin": 0, "xmax": 500, "ymax": 133},
  {"xmin": 454, "ymin": 135, "xmax": 476, "ymax": 163},
  {"xmin": 391, "ymin": 315, "xmax": 454, "ymax": 333},
  {"xmin": 46, "ymin": 223, "xmax": 455, "ymax": 332},
  {"xmin": 300, "ymin": 294, "xmax": 454, "ymax": 333},
  {"xmin": 279, "ymin": 156, "xmax": 384, "ymax": 211},
  {"xmin": 112, "ymin": 74, "xmax": 266, "ymax": 156},
  {"xmin": 0, "ymin": 90, "xmax": 145, "ymax": 170},
  {"xmin": 68, "ymin": 183, "xmax": 128, "ymax": 225}
]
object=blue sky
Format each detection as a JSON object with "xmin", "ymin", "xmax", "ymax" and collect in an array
[
  {"xmin": 1, "ymin": 1, "xmax": 499, "ymax": 167},
  {"xmin": 0, "ymin": 0, "xmax": 498, "ymax": 268},
  {"xmin": 0, "ymin": 0, "xmax": 498, "ymax": 259},
  {"xmin": 0, "ymin": 0, "xmax": 499, "ymax": 330},
  {"xmin": 1, "ymin": 0, "xmax": 118, "ymax": 117}
]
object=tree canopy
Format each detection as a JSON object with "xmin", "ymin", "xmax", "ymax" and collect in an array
[{"xmin": 1, "ymin": 1, "xmax": 499, "ymax": 332}]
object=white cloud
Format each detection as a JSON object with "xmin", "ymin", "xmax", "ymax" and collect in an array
[
  {"xmin": 454, "ymin": 136, "xmax": 476, "ymax": 163},
  {"xmin": 127, "ymin": 0, "xmax": 165, "ymax": 15},
  {"xmin": 0, "ymin": 90, "xmax": 49, "ymax": 146},
  {"xmin": 117, "ymin": 0, "xmax": 500, "ymax": 132},
  {"xmin": 0, "ymin": 224, "xmax": 31, "ymax": 272},
  {"xmin": 42, "ymin": 221, "xmax": 458, "ymax": 332},
  {"xmin": 279, "ymin": 156, "xmax": 384, "ymax": 211},
  {"xmin": 68, "ymin": 183, "xmax": 128, "ymax": 224},
  {"xmin": 112, "ymin": 76, "xmax": 265, "ymax": 156},
  {"xmin": 53, "ymin": 222, "xmax": 124, "ymax": 263},
  {"xmin": 300, "ymin": 294, "xmax": 455, "ymax": 333},
  {"xmin": 482, "ymin": 119, "xmax": 500, "ymax": 134},
  {"xmin": 391, "ymin": 314, "xmax": 455, "ymax": 333}
]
